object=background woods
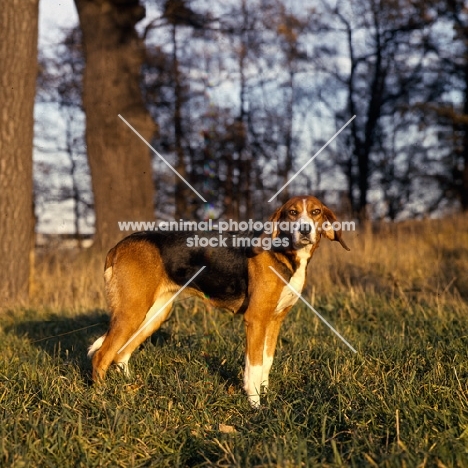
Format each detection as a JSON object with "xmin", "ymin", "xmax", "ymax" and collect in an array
[{"xmin": 2, "ymin": 0, "xmax": 468, "ymax": 298}]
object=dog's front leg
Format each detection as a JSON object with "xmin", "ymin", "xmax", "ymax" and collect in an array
[
  {"xmin": 261, "ymin": 308, "xmax": 290, "ymax": 392},
  {"xmin": 243, "ymin": 315, "xmax": 268, "ymax": 408}
]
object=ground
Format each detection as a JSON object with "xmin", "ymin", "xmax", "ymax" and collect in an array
[{"xmin": 1, "ymin": 217, "xmax": 468, "ymax": 467}]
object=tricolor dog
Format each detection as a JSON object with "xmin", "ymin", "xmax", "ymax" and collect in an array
[{"xmin": 88, "ymin": 196, "xmax": 350, "ymax": 407}]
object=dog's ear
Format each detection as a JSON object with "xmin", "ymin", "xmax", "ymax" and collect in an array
[
  {"xmin": 321, "ymin": 205, "xmax": 350, "ymax": 251},
  {"xmin": 251, "ymin": 204, "xmax": 284, "ymax": 255},
  {"xmin": 268, "ymin": 206, "xmax": 284, "ymax": 239}
]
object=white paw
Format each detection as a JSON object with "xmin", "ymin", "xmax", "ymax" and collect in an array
[
  {"xmin": 116, "ymin": 361, "xmax": 131, "ymax": 378},
  {"xmin": 247, "ymin": 393, "xmax": 261, "ymax": 409}
]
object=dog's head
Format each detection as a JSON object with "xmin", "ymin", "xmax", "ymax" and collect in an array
[{"xmin": 268, "ymin": 196, "xmax": 350, "ymax": 251}]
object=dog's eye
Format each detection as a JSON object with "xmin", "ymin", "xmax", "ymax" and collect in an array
[
  {"xmin": 289, "ymin": 209, "xmax": 298, "ymax": 216},
  {"xmin": 312, "ymin": 209, "xmax": 321, "ymax": 216}
]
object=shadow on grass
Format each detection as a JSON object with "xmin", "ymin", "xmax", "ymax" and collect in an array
[
  {"xmin": 5, "ymin": 310, "xmax": 243, "ymax": 387},
  {"xmin": 151, "ymin": 330, "xmax": 243, "ymax": 388},
  {"xmin": 202, "ymin": 352, "xmax": 243, "ymax": 389},
  {"xmin": 4, "ymin": 310, "xmax": 112, "ymax": 382}
]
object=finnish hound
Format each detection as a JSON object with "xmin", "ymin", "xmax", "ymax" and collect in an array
[{"xmin": 88, "ymin": 196, "xmax": 350, "ymax": 407}]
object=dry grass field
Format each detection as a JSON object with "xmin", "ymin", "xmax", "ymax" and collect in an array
[{"xmin": 1, "ymin": 216, "xmax": 468, "ymax": 466}]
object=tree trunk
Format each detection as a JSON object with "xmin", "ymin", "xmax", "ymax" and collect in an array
[
  {"xmin": 171, "ymin": 24, "xmax": 191, "ymax": 219},
  {"xmin": 74, "ymin": 0, "xmax": 157, "ymax": 251},
  {"xmin": 0, "ymin": 0, "xmax": 38, "ymax": 305},
  {"xmin": 461, "ymin": 56, "xmax": 468, "ymax": 212}
]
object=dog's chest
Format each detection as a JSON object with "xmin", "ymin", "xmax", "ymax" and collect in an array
[{"xmin": 274, "ymin": 250, "xmax": 310, "ymax": 313}]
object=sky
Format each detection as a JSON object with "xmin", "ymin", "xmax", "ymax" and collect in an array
[
  {"xmin": 39, "ymin": 0, "xmax": 78, "ymax": 48},
  {"xmin": 37, "ymin": 1, "xmax": 81, "ymax": 235}
]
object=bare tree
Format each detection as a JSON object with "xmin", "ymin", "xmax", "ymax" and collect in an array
[
  {"xmin": 0, "ymin": 0, "xmax": 39, "ymax": 305},
  {"xmin": 422, "ymin": 0, "xmax": 468, "ymax": 212},
  {"xmin": 36, "ymin": 28, "xmax": 93, "ymax": 245},
  {"xmin": 313, "ymin": 0, "xmax": 434, "ymax": 220},
  {"xmin": 260, "ymin": 1, "xmax": 310, "ymax": 205},
  {"xmin": 143, "ymin": 0, "xmax": 319, "ymax": 219}
]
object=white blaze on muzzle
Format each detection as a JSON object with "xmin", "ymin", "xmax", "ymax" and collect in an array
[{"xmin": 291, "ymin": 199, "xmax": 317, "ymax": 249}]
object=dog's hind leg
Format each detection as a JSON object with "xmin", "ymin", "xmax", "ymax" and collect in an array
[
  {"xmin": 91, "ymin": 238, "xmax": 176, "ymax": 382},
  {"xmin": 90, "ymin": 294, "xmax": 151, "ymax": 382},
  {"xmin": 87, "ymin": 333, "xmax": 107, "ymax": 359},
  {"xmin": 112, "ymin": 292, "xmax": 176, "ymax": 376}
]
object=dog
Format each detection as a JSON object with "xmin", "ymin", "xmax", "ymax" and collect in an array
[{"xmin": 88, "ymin": 196, "xmax": 350, "ymax": 407}]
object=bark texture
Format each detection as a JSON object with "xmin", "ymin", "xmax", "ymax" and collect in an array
[
  {"xmin": 0, "ymin": 0, "xmax": 38, "ymax": 305},
  {"xmin": 74, "ymin": 0, "xmax": 156, "ymax": 251}
]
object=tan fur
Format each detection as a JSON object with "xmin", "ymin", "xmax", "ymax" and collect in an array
[
  {"xmin": 90, "ymin": 239, "xmax": 177, "ymax": 381},
  {"xmin": 89, "ymin": 196, "xmax": 349, "ymax": 407}
]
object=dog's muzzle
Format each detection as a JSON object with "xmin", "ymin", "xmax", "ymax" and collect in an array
[{"xmin": 295, "ymin": 223, "xmax": 314, "ymax": 246}]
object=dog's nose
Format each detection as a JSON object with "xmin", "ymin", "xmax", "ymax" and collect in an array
[{"xmin": 298, "ymin": 224, "xmax": 312, "ymax": 235}]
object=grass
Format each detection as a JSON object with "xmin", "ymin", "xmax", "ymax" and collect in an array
[{"xmin": 1, "ymin": 215, "xmax": 468, "ymax": 466}]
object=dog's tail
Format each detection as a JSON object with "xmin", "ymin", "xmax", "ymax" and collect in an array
[{"xmin": 87, "ymin": 333, "xmax": 107, "ymax": 358}]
